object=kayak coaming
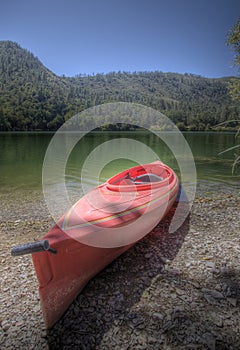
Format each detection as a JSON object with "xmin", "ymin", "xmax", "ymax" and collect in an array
[{"xmin": 32, "ymin": 160, "xmax": 180, "ymax": 328}]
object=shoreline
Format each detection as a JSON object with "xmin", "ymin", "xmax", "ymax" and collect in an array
[
  {"xmin": 0, "ymin": 181, "xmax": 240, "ymax": 349},
  {"xmin": 0, "ymin": 130, "xmax": 238, "ymax": 134}
]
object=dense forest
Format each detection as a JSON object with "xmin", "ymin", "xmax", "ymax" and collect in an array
[{"xmin": 0, "ymin": 40, "xmax": 240, "ymax": 131}]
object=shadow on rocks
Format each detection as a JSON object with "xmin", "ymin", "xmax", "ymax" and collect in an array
[
  {"xmin": 152, "ymin": 250, "xmax": 240, "ymax": 349},
  {"xmin": 46, "ymin": 200, "xmax": 190, "ymax": 349}
]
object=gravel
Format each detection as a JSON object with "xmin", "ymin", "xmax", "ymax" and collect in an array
[{"xmin": 0, "ymin": 181, "xmax": 240, "ymax": 349}]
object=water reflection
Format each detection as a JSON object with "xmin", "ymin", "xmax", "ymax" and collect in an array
[{"xmin": 0, "ymin": 132, "xmax": 238, "ymax": 195}]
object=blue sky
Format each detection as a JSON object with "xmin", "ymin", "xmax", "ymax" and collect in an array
[{"xmin": 0, "ymin": 0, "xmax": 240, "ymax": 77}]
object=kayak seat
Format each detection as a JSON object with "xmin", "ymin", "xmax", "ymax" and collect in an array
[{"xmin": 133, "ymin": 173, "xmax": 163, "ymax": 184}]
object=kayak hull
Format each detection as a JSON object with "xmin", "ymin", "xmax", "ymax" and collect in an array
[{"xmin": 32, "ymin": 161, "xmax": 180, "ymax": 328}]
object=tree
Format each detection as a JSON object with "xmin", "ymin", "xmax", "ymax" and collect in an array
[
  {"xmin": 227, "ymin": 19, "xmax": 240, "ymax": 101},
  {"xmin": 223, "ymin": 19, "xmax": 240, "ymax": 173}
]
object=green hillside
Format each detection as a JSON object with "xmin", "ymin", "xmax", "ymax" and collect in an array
[{"xmin": 0, "ymin": 40, "xmax": 239, "ymax": 131}]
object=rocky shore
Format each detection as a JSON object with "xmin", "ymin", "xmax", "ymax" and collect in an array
[{"xmin": 0, "ymin": 181, "xmax": 239, "ymax": 350}]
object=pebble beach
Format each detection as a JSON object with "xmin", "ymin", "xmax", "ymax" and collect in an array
[{"xmin": 0, "ymin": 181, "xmax": 240, "ymax": 349}]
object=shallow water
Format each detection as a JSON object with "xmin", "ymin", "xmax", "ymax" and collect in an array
[{"xmin": 0, "ymin": 131, "xmax": 239, "ymax": 197}]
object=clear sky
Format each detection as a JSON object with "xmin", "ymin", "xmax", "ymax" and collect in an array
[{"xmin": 0, "ymin": 0, "xmax": 240, "ymax": 78}]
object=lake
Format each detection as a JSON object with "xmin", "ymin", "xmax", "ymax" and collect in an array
[{"xmin": 0, "ymin": 132, "xmax": 239, "ymax": 197}]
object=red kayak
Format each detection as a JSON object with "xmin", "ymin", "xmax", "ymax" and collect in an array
[{"xmin": 12, "ymin": 161, "xmax": 179, "ymax": 328}]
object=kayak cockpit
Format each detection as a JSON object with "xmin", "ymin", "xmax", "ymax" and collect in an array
[
  {"xmin": 106, "ymin": 162, "xmax": 173, "ymax": 192},
  {"xmin": 113, "ymin": 173, "xmax": 163, "ymax": 185}
]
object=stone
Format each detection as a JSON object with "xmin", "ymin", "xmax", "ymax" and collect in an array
[
  {"xmin": 211, "ymin": 290, "xmax": 224, "ymax": 299},
  {"xmin": 153, "ymin": 312, "xmax": 164, "ymax": 320},
  {"xmin": 204, "ymin": 294, "xmax": 217, "ymax": 305},
  {"xmin": 1, "ymin": 321, "xmax": 11, "ymax": 332},
  {"xmin": 205, "ymin": 261, "xmax": 215, "ymax": 269},
  {"xmin": 227, "ymin": 297, "xmax": 237, "ymax": 307}
]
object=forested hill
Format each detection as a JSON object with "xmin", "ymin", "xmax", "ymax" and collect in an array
[{"xmin": 0, "ymin": 40, "xmax": 239, "ymax": 131}]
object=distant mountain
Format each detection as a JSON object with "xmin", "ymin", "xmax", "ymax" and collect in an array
[
  {"xmin": 0, "ymin": 41, "xmax": 70, "ymax": 130},
  {"xmin": 0, "ymin": 40, "xmax": 239, "ymax": 131}
]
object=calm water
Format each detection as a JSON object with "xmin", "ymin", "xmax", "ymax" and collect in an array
[{"xmin": 0, "ymin": 132, "xmax": 239, "ymax": 196}]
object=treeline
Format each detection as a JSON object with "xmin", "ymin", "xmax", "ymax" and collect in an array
[{"xmin": 0, "ymin": 41, "xmax": 239, "ymax": 131}]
